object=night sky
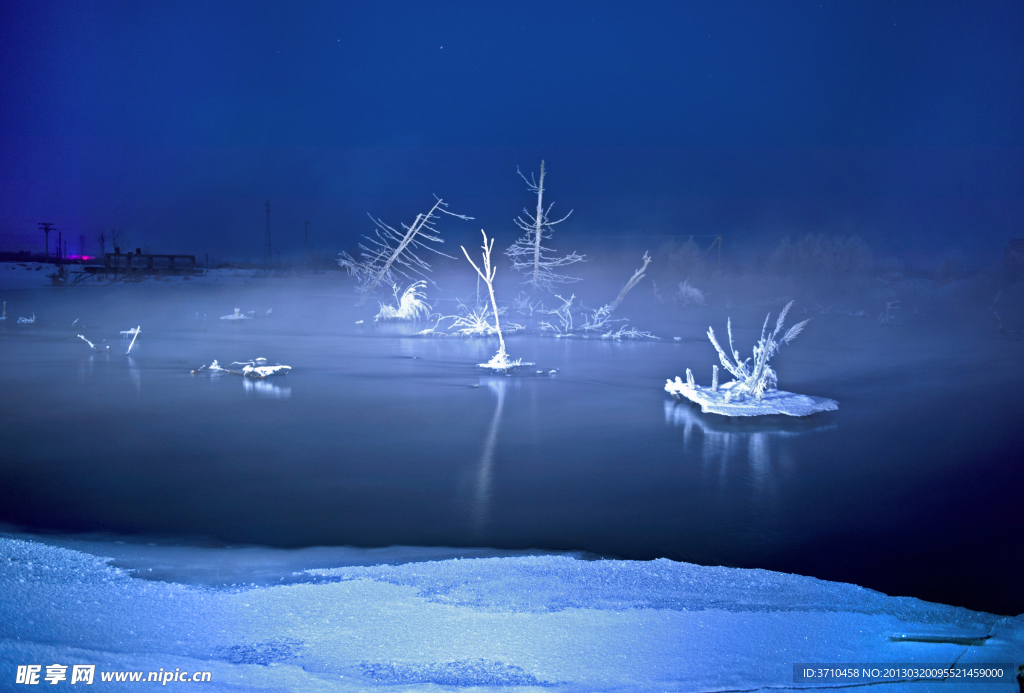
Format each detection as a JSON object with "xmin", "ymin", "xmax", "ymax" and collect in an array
[{"xmin": 1, "ymin": 1, "xmax": 1021, "ymax": 266}]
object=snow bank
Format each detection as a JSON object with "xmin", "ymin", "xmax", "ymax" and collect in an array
[
  {"xmin": 0, "ymin": 262, "xmax": 51, "ymax": 289},
  {"xmin": 2, "ymin": 536, "xmax": 1020, "ymax": 691}
]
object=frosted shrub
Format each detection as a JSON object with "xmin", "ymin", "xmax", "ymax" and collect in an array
[
  {"xmin": 447, "ymin": 303, "xmax": 499, "ymax": 336},
  {"xmin": 664, "ymin": 300, "xmax": 837, "ymax": 417},
  {"xmin": 539, "ymin": 294, "xmax": 576, "ymax": 337},
  {"xmin": 676, "ymin": 280, "xmax": 707, "ymax": 307},
  {"xmin": 375, "ymin": 281, "xmax": 432, "ymax": 322},
  {"xmin": 600, "ymin": 326, "xmax": 658, "ymax": 341},
  {"xmin": 707, "ymin": 301, "xmax": 809, "ymax": 401},
  {"xmin": 511, "ymin": 292, "xmax": 544, "ymax": 316}
]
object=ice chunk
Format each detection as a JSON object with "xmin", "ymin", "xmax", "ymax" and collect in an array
[
  {"xmin": 666, "ymin": 377, "xmax": 838, "ymax": 417},
  {"xmin": 220, "ymin": 308, "xmax": 252, "ymax": 321}
]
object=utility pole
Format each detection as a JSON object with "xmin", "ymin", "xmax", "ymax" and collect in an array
[
  {"xmin": 38, "ymin": 223, "xmax": 54, "ymax": 262},
  {"xmin": 263, "ymin": 199, "xmax": 272, "ymax": 271},
  {"xmin": 304, "ymin": 221, "xmax": 309, "ymax": 267}
]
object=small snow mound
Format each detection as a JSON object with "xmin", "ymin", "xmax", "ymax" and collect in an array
[
  {"xmin": 214, "ymin": 638, "xmax": 303, "ymax": 666},
  {"xmin": 360, "ymin": 659, "xmax": 555, "ymax": 687},
  {"xmin": 665, "ymin": 378, "xmax": 838, "ymax": 417}
]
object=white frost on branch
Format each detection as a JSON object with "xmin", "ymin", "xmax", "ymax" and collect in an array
[
  {"xmin": 665, "ymin": 301, "xmax": 836, "ymax": 417},
  {"xmin": 374, "ymin": 281, "xmax": 432, "ymax": 322},
  {"xmin": 600, "ymin": 326, "xmax": 660, "ymax": 341},
  {"xmin": 445, "ymin": 303, "xmax": 500, "ymax": 336},
  {"xmin": 706, "ymin": 301, "xmax": 809, "ymax": 401},
  {"xmin": 582, "ymin": 252, "xmax": 652, "ymax": 331},
  {"xmin": 78, "ymin": 333, "xmax": 103, "ymax": 352},
  {"xmin": 125, "ymin": 326, "xmax": 141, "ymax": 355},
  {"xmin": 220, "ymin": 308, "xmax": 252, "ymax": 321},
  {"xmin": 206, "ymin": 357, "xmax": 291, "ymax": 379},
  {"xmin": 18, "ymin": 313, "xmax": 35, "ymax": 324},
  {"xmin": 538, "ymin": 294, "xmax": 576, "ymax": 337},
  {"xmin": 676, "ymin": 280, "xmax": 707, "ymax": 307},
  {"xmin": 234, "ymin": 360, "xmax": 292, "ymax": 378},
  {"xmin": 420, "ymin": 301, "xmax": 524, "ymax": 337},
  {"xmin": 511, "ymin": 292, "xmax": 545, "ymax": 317},
  {"xmin": 340, "ymin": 197, "xmax": 473, "ymax": 306},
  {"xmin": 462, "ymin": 230, "xmax": 528, "ymax": 372},
  {"xmin": 505, "ymin": 161, "xmax": 584, "ymax": 290}
]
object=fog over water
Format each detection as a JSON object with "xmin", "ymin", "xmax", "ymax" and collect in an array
[{"xmin": 2, "ymin": 260, "xmax": 1021, "ymax": 616}]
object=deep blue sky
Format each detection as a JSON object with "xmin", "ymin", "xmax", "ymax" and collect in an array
[{"xmin": 1, "ymin": 1, "xmax": 1021, "ymax": 265}]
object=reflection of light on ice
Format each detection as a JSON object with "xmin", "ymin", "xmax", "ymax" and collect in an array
[
  {"xmin": 665, "ymin": 400, "xmax": 836, "ymax": 493},
  {"xmin": 472, "ymin": 378, "xmax": 507, "ymax": 532},
  {"xmin": 127, "ymin": 356, "xmax": 141, "ymax": 394},
  {"xmin": 243, "ymin": 378, "xmax": 291, "ymax": 398}
]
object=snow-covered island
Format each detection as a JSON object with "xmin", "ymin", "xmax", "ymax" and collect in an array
[
  {"xmin": 666, "ymin": 302, "xmax": 839, "ymax": 417},
  {"xmin": 666, "ymin": 377, "xmax": 839, "ymax": 417}
]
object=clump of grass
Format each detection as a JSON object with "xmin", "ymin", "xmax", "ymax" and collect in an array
[
  {"xmin": 375, "ymin": 281, "xmax": 432, "ymax": 322},
  {"xmin": 676, "ymin": 279, "xmax": 707, "ymax": 307}
]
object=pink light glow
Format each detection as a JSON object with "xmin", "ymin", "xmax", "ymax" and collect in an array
[{"xmin": 65, "ymin": 255, "xmax": 93, "ymax": 261}]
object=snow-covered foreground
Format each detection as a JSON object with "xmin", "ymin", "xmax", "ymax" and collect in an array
[{"xmin": 2, "ymin": 536, "xmax": 1021, "ymax": 692}]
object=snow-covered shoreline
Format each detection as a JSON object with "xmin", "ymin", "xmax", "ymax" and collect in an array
[{"xmin": 2, "ymin": 535, "xmax": 1020, "ymax": 691}]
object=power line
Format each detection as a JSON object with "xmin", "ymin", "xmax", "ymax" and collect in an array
[{"xmin": 38, "ymin": 222, "xmax": 54, "ymax": 263}]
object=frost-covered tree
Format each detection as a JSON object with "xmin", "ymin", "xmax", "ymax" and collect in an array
[
  {"xmin": 338, "ymin": 197, "xmax": 472, "ymax": 306},
  {"xmin": 462, "ymin": 230, "xmax": 521, "ymax": 371},
  {"xmin": 505, "ymin": 161, "xmax": 584, "ymax": 291}
]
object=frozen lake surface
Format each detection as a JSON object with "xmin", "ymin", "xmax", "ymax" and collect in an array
[{"xmin": 1, "ymin": 275, "xmax": 1022, "ymax": 616}]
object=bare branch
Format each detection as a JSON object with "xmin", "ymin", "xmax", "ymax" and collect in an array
[
  {"xmin": 340, "ymin": 198, "xmax": 473, "ymax": 306},
  {"xmin": 505, "ymin": 160, "xmax": 584, "ymax": 291}
]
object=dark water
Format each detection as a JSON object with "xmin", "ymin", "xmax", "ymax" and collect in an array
[{"xmin": 1, "ymin": 280, "xmax": 1021, "ymax": 615}]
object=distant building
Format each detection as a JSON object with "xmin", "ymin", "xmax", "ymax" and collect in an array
[{"xmin": 84, "ymin": 248, "xmax": 198, "ymax": 277}]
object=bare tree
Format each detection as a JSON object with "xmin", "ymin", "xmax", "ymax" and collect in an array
[
  {"xmin": 339, "ymin": 197, "xmax": 472, "ymax": 306},
  {"xmin": 505, "ymin": 161, "xmax": 584, "ymax": 291},
  {"xmin": 462, "ymin": 230, "xmax": 520, "ymax": 371},
  {"xmin": 109, "ymin": 228, "xmax": 130, "ymax": 253}
]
